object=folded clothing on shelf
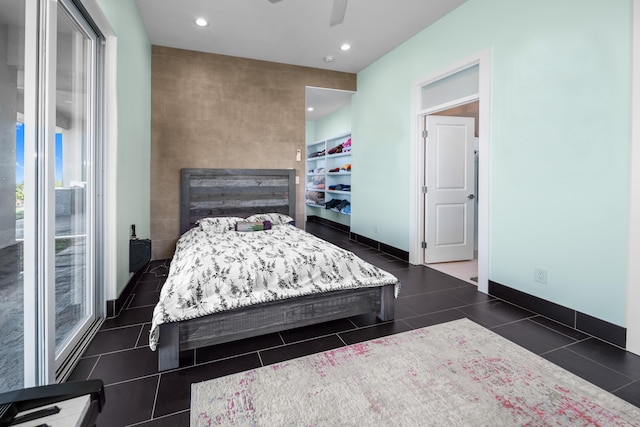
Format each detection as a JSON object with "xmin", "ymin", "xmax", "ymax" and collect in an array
[
  {"xmin": 328, "ymin": 164, "xmax": 351, "ymax": 173},
  {"xmin": 328, "ymin": 144, "xmax": 343, "ymax": 155},
  {"xmin": 328, "ymin": 184, "xmax": 351, "ymax": 191},
  {"xmin": 328, "ymin": 137, "xmax": 351, "ymax": 155},
  {"xmin": 308, "ymin": 149, "xmax": 326, "ymax": 158},
  {"xmin": 325, "ymin": 198, "xmax": 351, "ymax": 213},
  {"xmin": 306, "ymin": 175, "xmax": 325, "ymax": 189},
  {"xmin": 305, "ymin": 191, "xmax": 325, "ymax": 205}
]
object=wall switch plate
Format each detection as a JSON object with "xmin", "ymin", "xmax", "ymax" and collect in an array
[{"xmin": 534, "ymin": 267, "xmax": 548, "ymax": 284}]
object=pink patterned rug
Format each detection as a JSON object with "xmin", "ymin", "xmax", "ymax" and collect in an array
[{"xmin": 191, "ymin": 319, "xmax": 640, "ymax": 426}]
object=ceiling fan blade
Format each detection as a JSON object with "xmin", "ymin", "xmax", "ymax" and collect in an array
[{"xmin": 329, "ymin": 0, "xmax": 347, "ymax": 27}]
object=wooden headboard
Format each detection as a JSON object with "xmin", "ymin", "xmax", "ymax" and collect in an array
[{"xmin": 180, "ymin": 168, "xmax": 296, "ymax": 234}]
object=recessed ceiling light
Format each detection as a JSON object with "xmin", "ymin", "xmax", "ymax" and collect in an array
[
  {"xmin": 340, "ymin": 43, "xmax": 351, "ymax": 51},
  {"xmin": 307, "ymin": 107, "xmax": 314, "ymax": 112},
  {"xmin": 324, "ymin": 55, "xmax": 334, "ymax": 63},
  {"xmin": 195, "ymin": 18, "xmax": 208, "ymax": 27}
]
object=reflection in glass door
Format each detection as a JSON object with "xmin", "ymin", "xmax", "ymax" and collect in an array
[
  {"xmin": 54, "ymin": 2, "xmax": 96, "ymax": 367},
  {"xmin": 0, "ymin": 0, "xmax": 26, "ymax": 393}
]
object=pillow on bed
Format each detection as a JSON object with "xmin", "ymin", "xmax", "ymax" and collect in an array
[
  {"xmin": 197, "ymin": 217, "xmax": 245, "ymax": 233},
  {"xmin": 246, "ymin": 212, "xmax": 295, "ymax": 225}
]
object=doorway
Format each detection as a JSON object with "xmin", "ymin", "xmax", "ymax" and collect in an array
[
  {"xmin": 304, "ymin": 86, "xmax": 355, "ymax": 228},
  {"xmin": 423, "ymin": 103, "xmax": 479, "ymax": 285},
  {"xmin": 409, "ymin": 49, "xmax": 490, "ymax": 294}
]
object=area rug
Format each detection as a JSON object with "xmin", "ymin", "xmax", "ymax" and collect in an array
[{"xmin": 191, "ymin": 318, "xmax": 640, "ymax": 426}]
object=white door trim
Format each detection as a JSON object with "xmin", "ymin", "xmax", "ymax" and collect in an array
[
  {"xmin": 410, "ymin": 48, "xmax": 491, "ymax": 294},
  {"xmin": 626, "ymin": 0, "xmax": 640, "ymax": 356}
]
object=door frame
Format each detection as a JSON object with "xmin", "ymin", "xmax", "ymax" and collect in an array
[
  {"xmin": 410, "ymin": 49, "xmax": 491, "ymax": 294},
  {"xmin": 626, "ymin": 0, "xmax": 640, "ymax": 356}
]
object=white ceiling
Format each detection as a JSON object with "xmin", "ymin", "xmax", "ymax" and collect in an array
[{"xmin": 134, "ymin": 0, "xmax": 468, "ymax": 120}]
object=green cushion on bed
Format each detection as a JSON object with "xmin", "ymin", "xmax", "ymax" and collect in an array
[{"xmin": 235, "ymin": 220, "xmax": 272, "ymax": 232}]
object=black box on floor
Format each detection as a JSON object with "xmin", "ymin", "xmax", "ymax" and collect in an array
[{"xmin": 130, "ymin": 239, "xmax": 151, "ymax": 273}]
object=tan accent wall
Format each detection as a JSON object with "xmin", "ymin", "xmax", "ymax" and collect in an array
[{"xmin": 151, "ymin": 46, "xmax": 356, "ymax": 259}]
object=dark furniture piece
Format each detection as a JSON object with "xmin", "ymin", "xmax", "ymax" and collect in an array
[
  {"xmin": 130, "ymin": 238, "xmax": 151, "ymax": 272},
  {"xmin": 156, "ymin": 168, "xmax": 396, "ymax": 371},
  {"xmin": 0, "ymin": 379, "xmax": 105, "ymax": 427}
]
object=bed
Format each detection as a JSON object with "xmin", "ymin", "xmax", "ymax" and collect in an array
[{"xmin": 151, "ymin": 168, "xmax": 399, "ymax": 371}]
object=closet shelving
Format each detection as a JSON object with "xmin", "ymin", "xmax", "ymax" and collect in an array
[{"xmin": 305, "ymin": 132, "xmax": 352, "ymax": 216}]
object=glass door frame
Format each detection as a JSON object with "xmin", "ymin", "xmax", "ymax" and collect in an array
[{"xmin": 22, "ymin": 0, "xmax": 104, "ymax": 387}]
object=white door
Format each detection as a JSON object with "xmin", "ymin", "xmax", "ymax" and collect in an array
[{"xmin": 424, "ymin": 115, "xmax": 475, "ymax": 264}]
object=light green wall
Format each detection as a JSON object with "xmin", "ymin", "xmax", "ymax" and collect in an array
[
  {"xmin": 97, "ymin": 0, "xmax": 152, "ymax": 296},
  {"xmin": 305, "ymin": 120, "xmax": 315, "ymax": 145},
  {"xmin": 306, "ymin": 105, "xmax": 352, "ymax": 226},
  {"xmin": 312, "ymin": 104, "xmax": 352, "ymax": 142},
  {"xmin": 352, "ymin": 0, "xmax": 631, "ymax": 326}
]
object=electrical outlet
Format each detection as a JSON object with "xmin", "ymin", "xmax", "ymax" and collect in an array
[{"xmin": 534, "ymin": 267, "xmax": 548, "ymax": 284}]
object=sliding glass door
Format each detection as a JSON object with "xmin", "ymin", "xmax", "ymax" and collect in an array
[
  {"xmin": 0, "ymin": 0, "xmax": 27, "ymax": 393},
  {"xmin": 0, "ymin": 0, "xmax": 104, "ymax": 392}
]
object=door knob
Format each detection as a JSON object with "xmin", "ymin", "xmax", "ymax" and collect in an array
[{"xmin": 468, "ymin": 194, "xmax": 475, "ymax": 200}]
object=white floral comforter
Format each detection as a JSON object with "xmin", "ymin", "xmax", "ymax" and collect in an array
[{"xmin": 149, "ymin": 224, "xmax": 400, "ymax": 350}]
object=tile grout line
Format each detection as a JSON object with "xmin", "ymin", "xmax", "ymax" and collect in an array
[
  {"xmin": 126, "ymin": 409, "xmax": 190, "ymax": 427},
  {"xmin": 150, "ymin": 373, "xmax": 162, "ymax": 421},
  {"xmin": 610, "ymin": 378, "xmax": 640, "ymax": 396},
  {"xmin": 562, "ymin": 345, "xmax": 637, "ymax": 381},
  {"xmin": 134, "ymin": 323, "xmax": 146, "ymax": 348}
]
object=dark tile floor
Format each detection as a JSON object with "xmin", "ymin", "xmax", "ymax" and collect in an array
[{"xmin": 69, "ymin": 222, "xmax": 640, "ymax": 426}]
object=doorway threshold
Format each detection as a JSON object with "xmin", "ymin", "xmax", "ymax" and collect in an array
[{"xmin": 427, "ymin": 255, "xmax": 478, "ymax": 286}]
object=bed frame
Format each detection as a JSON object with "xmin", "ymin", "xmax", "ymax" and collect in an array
[{"xmin": 157, "ymin": 168, "xmax": 396, "ymax": 371}]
